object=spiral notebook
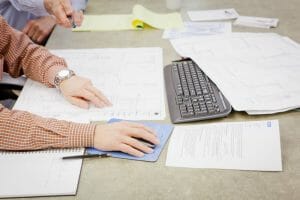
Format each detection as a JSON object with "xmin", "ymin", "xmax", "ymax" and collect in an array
[{"xmin": 0, "ymin": 148, "xmax": 84, "ymax": 198}]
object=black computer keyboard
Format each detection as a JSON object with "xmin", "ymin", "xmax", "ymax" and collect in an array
[{"xmin": 164, "ymin": 58, "xmax": 232, "ymax": 123}]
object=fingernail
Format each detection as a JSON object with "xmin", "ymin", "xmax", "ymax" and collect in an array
[
  {"xmin": 147, "ymin": 148, "xmax": 154, "ymax": 154},
  {"xmin": 137, "ymin": 152, "xmax": 144, "ymax": 157},
  {"xmin": 97, "ymin": 103, "xmax": 104, "ymax": 108}
]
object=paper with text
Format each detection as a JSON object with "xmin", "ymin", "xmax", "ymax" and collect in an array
[
  {"xmin": 170, "ymin": 33, "xmax": 300, "ymax": 114},
  {"xmin": 163, "ymin": 22, "xmax": 232, "ymax": 39},
  {"xmin": 13, "ymin": 48, "xmax": 165, "ymax": 122},
  {"xmin": 166, "ymin": 120, "xmax": 282, "ymax": 171},
  {"xmin": 188, "ymin": 8, "xmax": 239, "ymax": 21},
  {"xmin": 234, "ymin": 16, "xmax": 279, "ymax": 29}
]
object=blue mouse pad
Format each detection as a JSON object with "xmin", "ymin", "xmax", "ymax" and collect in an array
[{"xmin": 87, "ymin": 118, "xmax": 174, "ymax": 162}]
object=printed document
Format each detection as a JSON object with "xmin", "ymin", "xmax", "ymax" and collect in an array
[
  {"xmin": 170, "ymin": 33, "xmax": 300, "ymax": 114},
  {"xmin": 162, "ymin": 22, "xmax": 232, "ymax": 39},
  {"xmin": 166, "ymin": 120, "xmax": 282, "ymax": 171},
  {"xmin": 188, "ymin": 8, "xmax": 239, "ymax": 21},
  {"xmin": 13, "ymin": 48, "xmax": 165, "ymax": 123},
  {"xmin": 234, "ymin": 16, "xmax": 279, "ymax": 29}
]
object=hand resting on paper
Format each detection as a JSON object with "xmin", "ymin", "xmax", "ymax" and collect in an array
[{"xmin": 59, "ymin": 75, "xmax": 112, "ymax": 109}]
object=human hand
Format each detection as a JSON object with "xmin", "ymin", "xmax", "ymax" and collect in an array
[
  {"xmin": 94, "ymin": 121, "xmax": 160, "ymax": 157},
  {"xmin": 22, "ymin": 16, "xmax": 56, "ymax": 44},
  {"xmin": 72, "ymin": 10, "xmax": 84, "ymax": 27},
  {"xmin": 59, "ymin": 75, "xmax": 112, "ymax": 109},
  {"xmin": 44, "ymin": 0, "xmax": 73, "ymax": 28}
]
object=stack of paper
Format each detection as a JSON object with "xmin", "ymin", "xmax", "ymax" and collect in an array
[
  {"xmin": 74, "ymin": 4, "xmax": 183, "ymax": 31},
  {"xmin": 187, "ymin": 8, "xmax": 239, "ymax": 21},
  {"xmin": 166, "ymin": 120, "xmax": 282, "ymax": 171},
  {"xmin": 234, "ymin": 16, "xmax": 279, "ymax": 28},
  {"xmin": 162, "ymin": 21, "xmax": 232, "ymax": 39},
  {"xmin": 169, "ymin": 33, "xmax": 300, "ymax": 114}
]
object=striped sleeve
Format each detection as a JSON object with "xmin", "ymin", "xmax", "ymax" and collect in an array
[
  {"xmin": 0, "ymin": 105, "xmax": 95, "ymax": 150},
  {"xmin": 0, "ymin": 16, "xmax": 66, "ymax": 87}
]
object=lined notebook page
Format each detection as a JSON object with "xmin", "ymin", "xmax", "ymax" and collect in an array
[{"xmin": 0, "ymin": 148, "xmax": 84, "ymax": 198}]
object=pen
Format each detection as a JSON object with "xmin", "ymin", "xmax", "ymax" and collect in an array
[
  {"xmin": 67, "ymin": 15, "xmax": 77, "ymax": 28},
  {"xmin": 62, "ymin": 153, "xmax": 110, "ymax": 160},
  {"xmin": 224, "ymin": 10, "xmax": 233, "ymax": 16}
]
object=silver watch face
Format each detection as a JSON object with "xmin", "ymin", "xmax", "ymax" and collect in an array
[
  {"xmin": 58, "ymin": 69, "xmax": 70, "ymax": 77},
  {"xmin": 54, "ymin": 69, "xmax": 75, "ymax": 87}
]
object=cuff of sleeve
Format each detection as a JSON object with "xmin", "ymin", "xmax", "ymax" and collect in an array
[{"xmin": 67, "ymin": 123, "xmax": 95, "ymax": 147}]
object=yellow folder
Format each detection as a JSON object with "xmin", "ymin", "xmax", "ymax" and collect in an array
[{"xmin": 73, "ymin": 4, "xmax": 183, "ymax": 31}]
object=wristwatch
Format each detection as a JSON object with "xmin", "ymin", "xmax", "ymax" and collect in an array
[{"xmin": 54, "ymin": 69, "xmax": 75, "ymax": 88}]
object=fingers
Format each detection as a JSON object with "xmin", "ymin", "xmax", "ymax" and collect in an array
[
  {"xmin": 68, "ymin": 97, "xmax": 89, "ymax": 109},
  {"xmin": 37, "ymin": 34, "xmax": 47, "ymax": 44},
  {"xmin": 93, "ymin": 122, "xmax": 160, "ymax": 158},
  {"xmin": 60, "ymin": 0, "xmax": 73, "ymax": 16},
  {"xmin": 85, "ymin": 85, "xmax": 112, "ymax": 106},
  {"xmin": 44, "ymin": 0, "xmax": 73, "ymax": 28},
  {"xmin": 121, "ymin": 121, "xmax": 156, "ymax": 136},
  {"xmin": 60, "ymin": 76, "xmax": 113, "ymax": 109},
  {"xmin": 22, "ymin": 22, "xmax": 31, "ymax": 34},
  {"xmin": 54, "ymin": 6, "xmax": 71, "ymax": 27},
  {"xmin": 51, "ymin": 0, "xmax": 72, "ymax": 27},
  {"xmin": 32, "ymin": 29, "xmax": 46, "ymax": 43},
  {"xmin": 81, "ymin": 89, "xmax": 107, "ymax": 108},
  {"xmin": 119, "ymin": 144, "xmax": 145, "ymax": 157},
  {"xmin": 73, "ymin": 10, "xmax": 84, "ymax": 26},
  {"xmin": 123, "ymin": 137, "xmax": 154, "ymax": 154},
  {"xmin": 117, "ymin": 124, "xmax": 159, "ymax": 157},
  {"xmin": 124, "ymin": 126, "xmax": 159, "ymax": 145}
]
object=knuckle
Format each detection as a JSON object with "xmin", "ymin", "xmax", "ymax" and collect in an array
[
  {"xmin": 40, "ymin": 30, "xmax": 47, "ymax": 36},
  {"xmin": 28, "ymin": 20, "xmax": 34, "ymax": 25},
  {"xmin": 119, "ymin": 145, "xmax": 129, "ymax": 153}
]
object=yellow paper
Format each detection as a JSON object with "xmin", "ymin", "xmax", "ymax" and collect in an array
[
  {"xmin": 73, "ymin": 4, "xmax": 183, "ymax": 32},
  {"xmin": 132, "ymin": 4, "xmax": 183, "ymax": 30}
]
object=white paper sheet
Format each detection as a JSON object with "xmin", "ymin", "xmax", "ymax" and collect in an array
[
  {"xmin": 0, "ymin": 148, "xmax": 84, "ymax": 198},
  {"xmin": 166, "ymin": 120, "xmax": 282, "ymax": 171},
  {"xmin": 234, "ymin": 16, "xmax": 279, "ymax": 29},
  {"xmin": 162, "ymin": 22, "xmax": 232, "ymax": 39},
  {"xmin": 188, "ymin": 8, "xmax": 239, "ymax": 21},
  {"xmin": 13, "ymin": 48, "xmax": 165, "ymax": 122},
  {"xmin": 170, "ymin": 33, "xmax": 300, "ymax": 113}
]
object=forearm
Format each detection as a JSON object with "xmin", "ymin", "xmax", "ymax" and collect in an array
[
  {"xmin": 0, "ymin": 16, "xmax": 67, "ymax": 87},
  {"xmin": 0, "ymin": 105, "xmax": 95, "ymax": 150}
]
